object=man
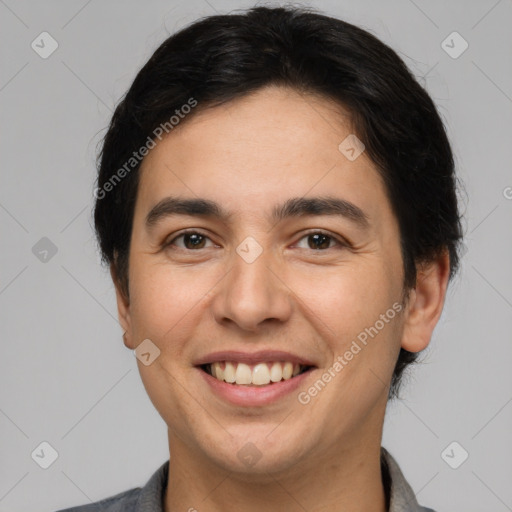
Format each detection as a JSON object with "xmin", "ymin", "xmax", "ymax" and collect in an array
[{"xmin": 58, "ymin": 5, "xmax": 462, "ymax": 511}]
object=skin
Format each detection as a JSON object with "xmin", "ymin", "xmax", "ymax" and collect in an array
[{"xmin": 113, "ymin": 85, "xmax": 450, "ymax": 512}]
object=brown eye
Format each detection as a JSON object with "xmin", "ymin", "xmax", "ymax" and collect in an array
[
  {"xmin": 165, "ymin": 231, "xmax": 214, "ymax": 250},
  {"xmin": 295, "ymin": 231, "xmax": 343, "ymax": 251},
  {"xmin": 182, "ymin": 233, "xmax": 206, "ymax": 249},
  {"xmin": 307, "ymin": 233, "xmax": 331, "ymax": 250}
]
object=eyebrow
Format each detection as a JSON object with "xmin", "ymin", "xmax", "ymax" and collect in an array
[{"xmin": 145, "ymin": 196, "xmax": 370, "ymax": 229}]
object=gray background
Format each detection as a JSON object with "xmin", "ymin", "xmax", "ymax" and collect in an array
[{"xmin": 1, "ymin": 0, "xmax": 511, "ymax": 510}]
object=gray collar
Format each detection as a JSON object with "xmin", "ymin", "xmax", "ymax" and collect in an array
[
  {"xmin": 381, "ymin": 447, "xmax": 433, "ymax": 511},
  {"xmin": 135, "ymin": 447, "xmax": 432, "ymax": 512}
]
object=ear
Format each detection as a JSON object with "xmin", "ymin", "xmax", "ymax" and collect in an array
[
  {"xmin": 110, "ymin": 263, "xmax": 134, "ymax": 350},
  {"xmin": 400, "ymin": 250, "xmax": 451, "ymax": 353}
]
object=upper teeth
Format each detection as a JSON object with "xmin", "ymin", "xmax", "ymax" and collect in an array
[{"xmin": 210, "ymin": 361, "xmax": 302, "ymax": 386}]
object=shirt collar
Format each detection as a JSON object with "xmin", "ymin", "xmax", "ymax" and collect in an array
[
  {"xmin": 381, "ymin": 447, "xmax": 428, "ymax": 511},
  {"xmin": 135, "ymin": 447, "xmax": 426, "ymax": 512}
]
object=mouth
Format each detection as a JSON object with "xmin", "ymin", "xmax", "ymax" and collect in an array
[
  {"xmin": 194, "ymin": 352, "xmax": 317, "ymax": 406},
  {"xmin": 200, "ymin": 361, "xmax": 313, "ymax": 386}
]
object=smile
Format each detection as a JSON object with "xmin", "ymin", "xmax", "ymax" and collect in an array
[{"xmin": 203, "ymin": 361, "xmax": 311, "ymax": 386}]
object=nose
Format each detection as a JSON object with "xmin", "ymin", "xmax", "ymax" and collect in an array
[{"xmin": 210, "ymin": 245, "xmax": 292, "ymax": 333}]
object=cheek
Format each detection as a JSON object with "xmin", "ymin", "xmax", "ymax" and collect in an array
[
  {"xmin": 128, "ymin": 261, "xmax": 183, "ymax": 340},
  {"xmin": 128, "ymin": 258, "xmax": 221, "ymax": 355},
  {"xmin": 289, "ymin": 261, "xmax": 403, "ymax": 384},
  {"xmin": 290, "ymin": 262, "xmax": 398, "ymax": 333}
]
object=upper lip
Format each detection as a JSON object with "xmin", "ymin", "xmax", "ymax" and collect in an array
[{"xmin": 193, "ymin": 350, "xmax": 317, "ymax": 367}]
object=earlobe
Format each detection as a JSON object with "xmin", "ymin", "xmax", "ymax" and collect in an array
[
  {"xmin": 110, "ymin": 264, "xmax": 133, "ymax": 349},
  {"xmin": 400, "ymin": 250, "xmax": 451, "ymax": 353}
]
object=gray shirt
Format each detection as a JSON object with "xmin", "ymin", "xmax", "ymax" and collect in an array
[{"xmin": 56, "ymin": 447, "xmax": 435, "ymax": 511}]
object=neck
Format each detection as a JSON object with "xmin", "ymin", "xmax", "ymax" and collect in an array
[{"xmin": 164, "ymin": 424, "xmax": 387, "ymax": 512}]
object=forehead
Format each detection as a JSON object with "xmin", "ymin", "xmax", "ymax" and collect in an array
[{"xmin": 136, "ymin": 86, "xmax": 389, "ymax": 223}]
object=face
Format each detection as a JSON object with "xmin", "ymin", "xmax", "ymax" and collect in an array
[{"xmin": 115, "ymin": 86, "xmax": 419, "ymax": 478}]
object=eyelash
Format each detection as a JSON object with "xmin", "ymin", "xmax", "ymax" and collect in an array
[{"xmin": 162, "ymin": 229, "xmax": 348, "ymax": 252}]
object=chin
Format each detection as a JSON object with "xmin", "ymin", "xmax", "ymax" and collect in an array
[{"xmin": 198, "ymin": 423, "xmax": 316, "ymax": 478}]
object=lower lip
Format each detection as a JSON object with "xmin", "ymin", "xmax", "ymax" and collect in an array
[{"xmin": 198, "ymin": 367, "xmax": 314, "ymax": 407}]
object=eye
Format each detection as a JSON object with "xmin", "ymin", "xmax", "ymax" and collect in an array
[
  {"xmin": 164, "ymin": 230, "xmax": 215, "ymax": 250},
  {"xmin": 163, "ymin": 229, "xmax": 347, "ymax": 252},
  {"xmin": 294, "ymin": 231, "xmax": 345, "ymax": 251}
]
